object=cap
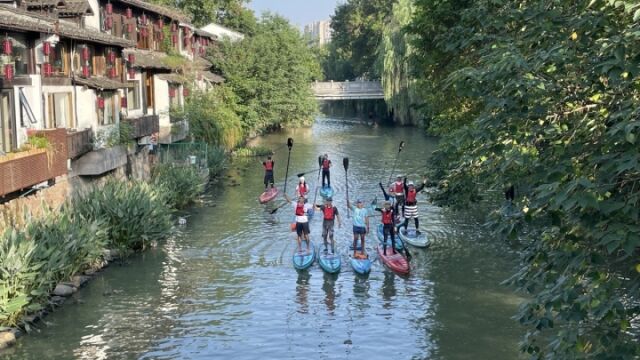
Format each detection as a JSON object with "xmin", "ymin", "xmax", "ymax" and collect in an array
[
  {"xmin": 396, "ymin": 174, "xmax": 403, "ymax": 179},
  {"xmin": 356, "ymin": 199, "xmax": 363, "ymax": 204},
  {"xmin": 407, "ymin": 181, "xmax": 415, "ymax": 186},
  {"xmin": 325, "ymin": 197, "xmax": 333, "ymax": 202},
  {"xmin": 383, "ymin": 201, "xmax": 391, "ymax": 207},
  {"xmin": 299, "ymin": 176, "xmax": 305, "ymax": 182}
]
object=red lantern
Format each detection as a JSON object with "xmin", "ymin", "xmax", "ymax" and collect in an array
[
  {"xmin": 43, "ymin": 63, "xmax": 53, "ymax": 77},
  {"xmin": 126, "ymin": 8, "xmax": 132, "ymax": 19},
  {"xmin": 121, "ymin": 96, "xmax": 127, "ymax": 108},
  {"xmin": 140, "ymin": 27, "xmax": 148, "ymax": 38},
  {"xmin": 128, "ymin": 53, "xmax": 135, "ymax": 64},
  {"xmin": 158, "ymin": 31, "xmax": 164, "ymax": 41},
  {"xmin": 82, "ymin": 65, "xmax": 90, "ymax": 78},
  {"xmin": 108, "ymin": 67, "xmax": 116, "ymax": 78},
  {"xmin": 171, "ymin": 22, "xmax": 177, "ymax": 32},
  {"xmin": 3, "ymin": 38, "xmax": 12, "ymax": 55},
  {"xmin": 127, "ymin": 23, "xmax": 134, "ymax": 33},
  {"xmin": 168, "ymin": 88, "xmax": 176, "ymax": 98},
  {"xmin": 107, "ymin": 51, "xmax": 116, "ymax": 64},
  {"xmin": 105, "ymin": 16, "xmax": 113, "ymax": 30},
  {"xmin": 199, "ymin": 47, "xmax": 204, "ymax": 56},
  {"xmin": 105, "ymin": 3, "xmax": 112, "ymax": 14},
  {"xmin": 157, "ymin": 19, "xmax": 164, "ymax": 28},
  {"xmin": 140, "ymin": 14, "xmax": 147, "ymax": 25},
  {"xmin": 97, "ymin": 96, "xmax": 105, "ymax": 109},
  {"xmin": 42, "ymin": 41, "xmax": 51, "ymax": 56},
  {"xmin": 171, "ymin": 34, "xmax": 178, "ymax": 45},
  {"xmin": 4, "ymin": 64, "xmax": 14, "ymax": 81},
  {"xmin": 183, "ymin": 88, "xmax": 189, "ymax": 97},
  {"xmin": 81, "ymin": 46, "xmax": 90, "ymax": 61},
  {"xmin": 128, "ymin": 67, "xmax": 136, "ymax": 79}
]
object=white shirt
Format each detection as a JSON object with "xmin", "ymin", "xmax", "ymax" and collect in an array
[{"xmin": 293, "ymin": 202, "xmax": 313, "ymax": 223}]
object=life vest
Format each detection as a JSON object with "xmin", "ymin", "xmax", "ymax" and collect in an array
[
  {"xmin": 322, "ymin": 159, "xmax": 330, "ymax": 170},
  {"xmin": 298, "ymin": 183, "xmax": 308, "ymax": 196},
  {"xmin": 393, "ymin": 181, "xmax": 404, "ymax": 194},
  {"xmin": 382, "ymin": 209, "xmax": 393, "ymax": 224},
  {"xmin": 407, "ymin": 188, "xmax": 417, "ymax": 203},
  {"xmin": 323, "ymin": 206, "xmax": 336, "ymax": 220},
  {"xmin": 295, "ymin": 203, "xmax": 306, "ymax": 216},
  {"xmin": 264, "ymin": 160, "xmax": 273, "ymax": 171}
]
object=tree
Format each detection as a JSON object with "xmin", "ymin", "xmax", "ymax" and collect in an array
[{"xmin": 151, "ymin": 0, "xmax": 256, "ymax": 33}]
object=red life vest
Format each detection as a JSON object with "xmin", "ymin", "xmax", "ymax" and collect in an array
[
  {"xmin": 264, "ymin": 160, "xmax": 273, "ymax": 171},
  {"xmin": 322, "ymin": 159, "xmax": 330, "ymax": 169},
  {"xmin": 382, "ymin": 209, "xmax": 393, "ymax": 224},
  {"xmin": 323, "ymin": 206, "xmax": 335, "ymax": 220},
  {"xmin": 295, "ymin": 203, "xmax": 305, "ymax": 216},
  {"xmin": 393, "ymin": 181, "xmax": 404, "ymax": 194},
  {"xmin": 407, "ymin": 188, "xmax": 417, "ymax": 203},
  {"xmin": 298, "ymin": 184, "xmax": 308, "ymax": 196}
]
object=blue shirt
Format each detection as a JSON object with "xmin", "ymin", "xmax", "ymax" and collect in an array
[{"xmin": 350, "ymin": 205, "xmax": 369, "ymax": 228}]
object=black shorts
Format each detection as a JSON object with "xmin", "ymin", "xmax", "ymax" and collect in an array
[
  {"xmin": 264, "ymin": 170, "xmax": 274, "ymax": 185},
  {"xmin": 296, "ymin": 222, "xmax": 310, "ymax": 236}
]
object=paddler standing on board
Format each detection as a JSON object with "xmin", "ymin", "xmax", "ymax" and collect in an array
[
  {"xmin": 374, "ymin": 201, "xmax": 397, "ymax": 255},
  {"xmin": 321, "ymin": 154, "xmax": 332, "ymax": 187},
  {"xmin": 285, "ymin": 194, "xmax": 314, "ymax": 253},
  {"xmin": 347, "ymin": 199, "xmax": 370, "ymax": 259},
  {"xmin": 389, "ymin": 175, "xmax": 405, "ymax": 218},
  {"xmin": 295, "ymin": 176, "xmax": 310, "ymax": 200},
  {"xmin": 315, "ymin": 197, "xmax": 341, "ymax": 254},
  {"xmin": 262, "ymin": 155, "xmax": 275, "ymax": 190},
  {"xmin": 401, "ymin": 177, "xmax": 427, "ymax": 235}
]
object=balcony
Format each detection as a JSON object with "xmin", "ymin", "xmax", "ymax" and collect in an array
[
  {"xmin": 67, "ymin": 128, "xmax": 93, "ymax": 159},
  {"xmin": 0, "ymin": 129, "xmax": 68, "ymax": 197},
  {"xmin": 123, "ymin": 115, "xmax": 159, "ymax": 139}
]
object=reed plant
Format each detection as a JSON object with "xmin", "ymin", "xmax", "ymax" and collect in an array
[{"xmin": 152, "ymin": 164, "xmax": 204, "ymax": 209}]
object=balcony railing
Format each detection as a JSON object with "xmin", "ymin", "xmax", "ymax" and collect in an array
[
  {"xmin": 123, "ymin": 115, "xmax": 159, "ymax": 139},
  {"xmin": 67, "ymin": 128, "xmax": 93, "ymax": 159}
]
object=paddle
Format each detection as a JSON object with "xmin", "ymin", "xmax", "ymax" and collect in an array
[
  {"xmin": 343, "ymin": 157, "xmax": 350, "ymax": 217},
  {"xmin": 397, "ymin": 229, "xmax": 412, "ymax": 261},
  {"xmin": 386, "ymin": 141, "xmax": 406, "ymax": 187},
  {"xmin": 270, "ymin": 138, "xmax": 293, "ymax": 215},
  {"xmin": 312, "ymin": 155, "xmax": 322, "ymax": 206}
]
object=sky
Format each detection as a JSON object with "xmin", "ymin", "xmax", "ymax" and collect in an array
[{"xmin": 247, "ymin": 0, "xmax": 341, "ymax": 29}]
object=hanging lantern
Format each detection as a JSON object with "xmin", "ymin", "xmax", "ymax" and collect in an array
[
  {"xmin": 199, "ymin": 46, "xmax": 204, "ymax": 56},
  {"xmin": 121, "ymin": 96, "xmax": 127, "ymax": 108},
  {"xmin": 127, "ymin": 22, "xmax": 134, "ymax": 33},
  {"xmin": 82, "ymin": 65, "xmax": 90, "ymax": 78},
  {"xmin": 42, "ymin": 41, "xmax": 51, "ymax": 56},
  {"xmin": 107, "ymin": 50, "xmax": 116, "ymax": 64},
  {"xmin": 171, "ymin": 22, "xmax": 177, "ymax": 32},
  {"xmin": 128, "ymin": 67, "xmax": 136, "ymax": 79},
  {"xmin": 4, "ymin": 64, "xmax": 14, "ymax": 81},
  {"xmin": 128, "ymin": 53, "xmax": 135, "ymax": 65},
  {"xmin": 140, "ymin": 27, "xmax": 148, "ymax": 38},
  {"xmin": 171, "ymin": 33, "xmax": 178, "ymax": 46},
  {"xmin": 108, "ymin": 67, "xmax": 116, "ymax": 78},
  {"xmin": 158, "ymin": 31, "xmax": 164, "ymax": 41},
  {"xmin": 140, "ymin": 14, "xmax": 147, "ymax": 25},
  {"xmin": 105, "ymin": 3, "xmax": 112, "ymax": 14},
  {"xmin": 105, "ymin": 16, "xmax": 113, "ymax": 30},
  {"xmin": 3, "ymin": 38, "xmax": 12, "ymax": 55},
  {"xmin": 157, "ymin": 19, "xmax": 164, "ymax": 28},
  {"xmin": 183, "ymin": 88, "xmax": 189, "ymax": 97},
  {"xmin": 125, "ymin": 8, "xmax": 132, "ymax": 19},
  {"xmin": 81, "ymin": 46, "xmax": 90, "ymax": 61},
  {"xmin": 168, "ymin": 87, "xmax": 176, "ymax": 98},
  {"xmin": 43, "ymin": 63, "xmax": 53, "ymax": 77},
  {"xmin": 97, "ymin": 96, "xmax": 105, "ymax": 109}
]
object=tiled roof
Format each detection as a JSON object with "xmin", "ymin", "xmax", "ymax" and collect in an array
[
  {"xmin": 112, "ymin": 0, "xmax": 190, "ymax": 23},
  {"xmin": 193, "ymin": 56, "xmax": 211, "ymax": 70},
  {"xmin": 157, "ymin": 73, "xmax": 186, "ymax": 83},
  {"xmin": 194, "ymin": 28, "xmax": 217, "ymax": 39},
  {"xmin": 202, "ymin": 71, "xmax": 223, "ymax": 84},
  {"xmin": 73, "ymin": 76, "xmax": 133, "ymax": 90},
  {"xmin": 123, "ymin": 48, "xmax": 176, "ymax": 70},
  {"xmin": 0, "ymin": 5, "xmax": 135, "ymax": 47},
  {"xmin": 23, "ymin": 0, "xmax": 63, "ymax": 8},
  {"xmin": 58, "ymin": 0, "xmax": 92, "ymax": 15}
]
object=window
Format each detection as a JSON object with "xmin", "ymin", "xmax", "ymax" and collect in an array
[
  {"xmin": 137, "ymin": 24, "xmax": 153, "ymax": 50},
  {"xmin": 46, "ymin": 92, "xmax": 74, "ymax": 129},
  {"xmin": 49, "ymin": 42, "xmax": 69, "ymax": 75},
  {"xmin": 169, "ymin": 83, "xmax": 182, "ymax": 107},
  {"xmin": 0, "ymin": 34, "xmax": 30, "ymax": 76},
  {"xmin": 72, "ymin": 44, "xmax": 94, "ymax": 76},
  {"xmin": 127, "ymin": 81, "xmax": 141, "ymax": 110},
  {"xmin": 98, "ymin": 91, "xmax": 118, "ymax": 125},
  {"xmin": 145, "ymin": 71, "xmax": 154, "ymax": 109}
]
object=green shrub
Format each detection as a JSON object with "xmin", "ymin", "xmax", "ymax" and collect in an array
[
  {"xmin": 207, "ymin": 146, "xmax": 227, "ymax": 176},
  {"xmin": 152, "ymin": 164, "xmax": 204, "ymax": 209},
  {"xmin": 71, "ymin": 179, "xmax": 172, "ymax": 252},
  {"xmin": 233, "ymin": 145, "xmax": 274, "ymax": 157}
]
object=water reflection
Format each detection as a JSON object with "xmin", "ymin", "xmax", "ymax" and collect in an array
[
  {"xmin": 322, "ymin": 272, "xmax": 338, "ymax": 315},
  {"xmin": 381, "ymin": 271, "xmax": 397, "ymax": 309},
  {"xmin": 295, "ymin": 271, "xmax": 311, "ymax": 314}
]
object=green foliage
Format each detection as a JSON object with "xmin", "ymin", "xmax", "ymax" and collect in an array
[
  {"xmin": 70, "ymin": 179, "xmax": 172, "ymax": 253},
  {"xmin": 152, "ymin": 164, "xmax": 204, "ymax": 209},
  {"xmin": 185, "ymin": 87, "xmax": 243, "ymax": 150},
  {"xmin": 209, "ymin": 14, "xmax": 321, "ymax": 133},
  {"xmin": 94, "ymin": 123, "xmax": 133, "ymax": 149},
  {"xmin": 207, "ymin": 146, "xmax": 227, "ymax": 176},
  {"xmin": 162, "ymin": 55, "xmax": 187, "ymax": 69},
  {"xmin": 409, "ymin": 0, "xmax": 640, "ymax": 357},
  {"xmin": 150, "ymin": 0, "xmax": 256, "ymax": 33},
  {"xmin": 26, "ymin": 135, "xmax": 50, "ymax": 150},
  {"xmin": 233, "ymin": 145, "xmax": 273, "ymax": 157}
]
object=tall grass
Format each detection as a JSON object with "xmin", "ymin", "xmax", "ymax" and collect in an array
[{"xmin": 152, "ymin": 164, "xmax": 204, "ymax": 209}]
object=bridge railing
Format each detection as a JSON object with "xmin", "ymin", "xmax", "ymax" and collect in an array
[{"xmin": 311, "ymin": 80, "xmax": 384, "ymax": 99}]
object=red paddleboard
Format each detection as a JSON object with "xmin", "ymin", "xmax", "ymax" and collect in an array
[
  {"xmin": 377, "ymin": 245, "xmax": 409, "ymax": 275},
  {"xmin": 259, "ymin": 188, "xmax": 279, "ymax": 204}
]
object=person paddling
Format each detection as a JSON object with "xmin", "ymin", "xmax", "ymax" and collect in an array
[
  {"xmin": 374, "ymin": 201, "xmax": 397, "ymax": 255},
  {"xmin": 285, "ymin": 194, "xmax": 313, "ymax": 253},
  {"xmin": 315, "ymin": 197, "xmax": 341, "ymax": 254},
  {"xmin": 321, "ymin": 154, "xmax": 332, "ymax": 187},
  {"xmin": 401, "ymin": 177, "xmax": 427, "ymax": 235},
  {"xmin": 389, "ymin": 175, "xmax": 405, "ymax": 217},
  {"xmin": 262, "ymin": 156, "xmax": 275, "ymax": 190},
  {"xmin": 347, "ymin": 199, "xmax": 370, "ymax": 259},
  {"xmin": 295, "ymin": 176, "xmax": 310, "ymax": 200}
]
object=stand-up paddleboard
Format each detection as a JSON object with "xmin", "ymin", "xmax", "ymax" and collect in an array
[
  {"xmin": 259, "ymin": 188, "xmax": 279, "ymax": 204},
  {"xmin": 376, "ymin": 244, "xmax": 409, "ymax": 275},
  {"xmin": 317, "ymin": 244, "xmax": 341, "ymax": 274},
  {"xmin": 398, "ymin": 228, "xmax": 431, "ymax": 247},
  {"xmin": 348, "ymin": 245, "xmax": 371, "ymax": 275},
  {"xmin": 319, "ymin": 185, "xmax": 334, "ymax": 199},
  {"xmin": 293, "ymin": 241, "xmax": 315, "ymax": 270},
  {"xmin": 376, "ymin": 224, "xmax": 403, "ymax": 252}
]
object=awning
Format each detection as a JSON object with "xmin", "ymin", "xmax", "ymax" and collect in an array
[
  {"xmin": 202, "ymin": 71, "xmax": 224, "ymax": 84},
  {"xmin": 157, "ymin": 73, "xmax": 187, "ymax": 84},
  {"xmin": 73, "ymin": 76, "xmax": 134, "ymax": 90}
]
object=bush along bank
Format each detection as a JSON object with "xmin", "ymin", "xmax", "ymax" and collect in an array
[{"xmin": 0, "ymin": 168, "xmax": 203, "ymax": 349}]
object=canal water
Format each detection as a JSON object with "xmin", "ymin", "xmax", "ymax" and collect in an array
[{"xmin": 5, "ymin": 116, "xmax": 524, "ymax": 359}]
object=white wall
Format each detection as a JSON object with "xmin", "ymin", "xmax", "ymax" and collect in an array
[
  {"xmin": 201, "ymin": 23, "xmax": 244, "ymax": 42},
  {"xmin": 13, "ymin": 74, "xmax": 44, "ymax": 147},
  {"xmin": 84, "ymin": 0, "xmax": 101, "ymax": 31},
  {"xmin": 154, "ymin": 76, "xmax": 171, "ymax": 126}
]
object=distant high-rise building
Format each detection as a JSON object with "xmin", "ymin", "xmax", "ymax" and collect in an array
[{"xmin": 304, "ymin": 20, "xmax": 332, "ymax": 45}]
